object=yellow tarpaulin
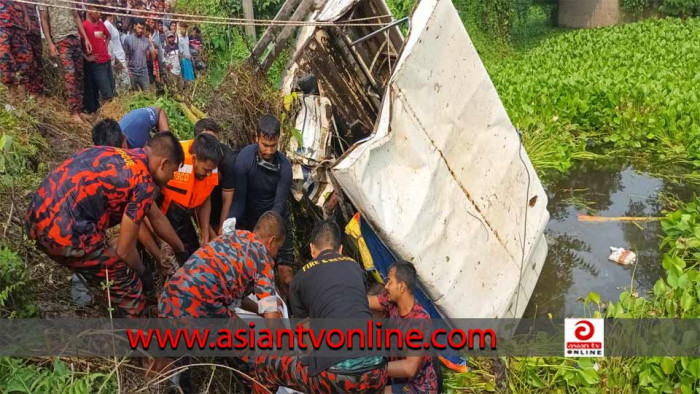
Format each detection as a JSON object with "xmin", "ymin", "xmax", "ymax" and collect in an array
[{"xmin": 345, "ymin": 213, "xmax": 383, "ymax": 284}]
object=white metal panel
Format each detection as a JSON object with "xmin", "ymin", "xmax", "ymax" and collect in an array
[
  {"xmin": 332, "ymin": 0, "xmax": 549, "ymax": 319},
  {"xmin": 316, "ymin": 0, "xmax": 359, "ymax": 21}
]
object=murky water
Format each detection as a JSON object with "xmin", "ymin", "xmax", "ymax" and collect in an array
[{"xmin": 524, "ymin": 163, "xmax": 693, "ymax": 318}]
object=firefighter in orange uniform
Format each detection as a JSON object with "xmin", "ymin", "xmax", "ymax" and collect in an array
[{"xmin": 160, "ymin": 133, "xmax": 223, "ymax": 257}]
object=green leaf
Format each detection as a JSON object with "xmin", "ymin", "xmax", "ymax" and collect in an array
[
  {"xmin": 654, "ymin": 279, "xmax": 667, "ymax": 297},
  {"xmin": 5, "ymin": 378, "xmax": 31, "ymax": 393},
  {"xmin": 687, "ymin": 359, "xmax": 700, "ymax": 378},
  {"xmin": 54, "ymin": 360, "xmax": 67, "ymax": 375},
  {"xmin": 587, "ymin": 291, "xmax": 601, "ymax": 305},
  {"xmin": 660, "ymin": 358, "xmax": 675, "ymax": 375},
  {"xmin": 662, "ymin": 255, "xmax": 685, "ymax": 270},
  {"xmin": 283, "ymin": 92, "xmax": 297, "ymax": 112},
  {"xmin": 667, "ymin": 270, "xmax": 680, "ymax": 289},
  {"xmin": 680, "ymin": 383, "xmax": 692, "ymax": 394},
  {"xmin": 0, "ymin": 134, "xmax": 12, "ymax": 151},
  {"xmin": 527, "ymin": 371, "xmax": 545, "ymax": 388},
  {"xmin": 579, "ymin": 368, "xmax": 600, "ymax": 385},
  {"xmin": 291, "ymin": 128, "xmax": 303, "ymax": 147},
  {"xmin": 638, "ymin": 369, "xmax": 654, "ymax": 386},
  {"xmin": 619, "ymin": 291, "xmax": 631, "ymax": 308},
  {"xmin": 680, "ymin": 292, "xmax": 694, "ymax": 312}
]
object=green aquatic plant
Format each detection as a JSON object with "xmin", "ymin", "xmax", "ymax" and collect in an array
[{"xmin": 490, "ymin": 18, "xmax": 700, "ymax": 177}]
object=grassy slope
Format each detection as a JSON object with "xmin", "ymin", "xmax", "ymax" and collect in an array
[{"xmin": 0, "ymin": 90, "xmax": 121, "ymax": 390}]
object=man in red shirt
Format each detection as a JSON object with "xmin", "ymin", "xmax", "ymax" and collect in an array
[
  {"xmin": 368, "ymin": 261, "xmax": 438, "ymax": 394},
  {"xmin": 83, "ymin": 0, "xmax": 113, "ymax": 112},
  {"xmin": 26, "ymin": 132, "xmax": 185, "ymax": 318}
]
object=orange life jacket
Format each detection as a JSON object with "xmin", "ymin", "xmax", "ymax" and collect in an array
[{"xmin": 161, "ymin": 139, "xmax": 219, "ymax": 213}]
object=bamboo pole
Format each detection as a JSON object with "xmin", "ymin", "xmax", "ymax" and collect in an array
[
  {"xmin": 261, "ymin": 0, "xmax": 314, "ymax": 72},
  {"xmin": 242, "ymin": 0, "xmax": 257, "ymax": 40},
  {"xmin": 577, "ymin": 214, "xmax": 662, "ymax": 222},
  {"xmin": 250, "ymin": 0, "xmax": 301, "ymax": 61}
]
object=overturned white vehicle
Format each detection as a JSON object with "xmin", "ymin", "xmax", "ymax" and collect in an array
[{"xmin": 254, "ymin": 0, "xmax": 549, "ymax": 322}]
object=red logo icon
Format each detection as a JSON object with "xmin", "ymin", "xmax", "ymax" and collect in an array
[{"xmin": 574, "ymin": 320, "xmax": 594, "ymax": 341}]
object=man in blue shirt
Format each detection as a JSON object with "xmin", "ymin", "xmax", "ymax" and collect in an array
[
  {"xmin": 119, "ymin": 106, "xmax": 170, "ymax": 148},
  {"xmin": 229, "ymin": 114, "xmax": 294, "ymax": 295}
]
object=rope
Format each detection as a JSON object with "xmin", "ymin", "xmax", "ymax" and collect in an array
[
  {"xmin": 512, "ymin": 129, "xmax": 532, "ymax": 318},
  {"xmin": 22, "ymin": 0, "xmax": 396, "ymax": 27}
]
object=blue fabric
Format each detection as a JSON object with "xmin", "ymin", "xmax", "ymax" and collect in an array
[
  {"xmin": 119, "ymin": 107, "xmax": 158, "ymax": 148},
  {"xmin": 443, "ymin": 355, "xmax": 468, "ymax": 366},
  {"xmin": 181, "ymin": 58, "xmax": 195, "ymax": 81},
  {"xmin": 358, "ymin": 215, "xmax": 442, "ymax": 319}
]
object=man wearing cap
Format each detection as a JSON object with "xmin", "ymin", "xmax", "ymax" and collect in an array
[{"xmin": 161, "ymin": 30, "xmax": 183, "ymax": 91}]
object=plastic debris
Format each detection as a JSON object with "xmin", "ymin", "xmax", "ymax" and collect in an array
[
  {"xmin": 277, "ymin": 388, "xmax": 304, "ymax": 394},
  {"xmin": 70, "ymin": 274, "xmax": 93, "ymax": 306},
  {"xmin": 608, "ymin": 247, "xmax": 636, "ymax": 265},
  {"xmin": 222, "ymin": 217, "xmax": 237, "ymax": 235}
]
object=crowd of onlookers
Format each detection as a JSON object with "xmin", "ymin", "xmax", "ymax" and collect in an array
[{"xmin": 1, "ymin": 0, "xmax": 205, "ymax": 122}]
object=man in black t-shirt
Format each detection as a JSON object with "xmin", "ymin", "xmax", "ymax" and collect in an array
[
  {"xmin": 228, "ymin": 115, "xmax": 295, "ymax": 298},
  {"xmin": 253, "ymin": 220, "xmax": 387, "ymax": 393},
  {"xmin": 193, "ymin": 118, "xmax": 236, "ymax": 236}
]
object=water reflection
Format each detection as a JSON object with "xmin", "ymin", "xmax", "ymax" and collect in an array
[{"xmin": 525, "ymin": 163, "xmax": 691, "ymax": 318}]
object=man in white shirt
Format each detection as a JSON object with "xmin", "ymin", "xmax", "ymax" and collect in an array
[{"xmin": 104, "ymin": 13, "xmax": 130, "ymax": 93}]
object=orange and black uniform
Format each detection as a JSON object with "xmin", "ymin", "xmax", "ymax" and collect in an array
[
  {"xmin": 160, "ymin": 139, "xmax": 218, "ymax": 257},
  {"xmin": 158, "ymin": 230, "xmax": 278, "ymax": 318},
  {"xmin": 25, "ymin": 147, "xmax": 155, "ymax": 318}
]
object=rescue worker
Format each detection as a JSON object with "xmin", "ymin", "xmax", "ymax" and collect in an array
[
  {"xmin": 25, "ymin": 0, "xmax": 43, "ymax": 96},
  {"xmin": 158, "ymin": 210, "xmax": 285, "ymax": 318},
  {"xmin": 25, "ymin": 132, "xmax": 186, "ymax": 318},
  {"xmin": 254, "ymin": 220, "xmax": 388, "ymax": 393},
  {"xmin": 156, "ymin": 211, "xmax": 285, "ymax": 392},
  {"xmin": 90, "ymin": 119, "xmax": 188, "ymax": 271},
  {"xmin": 119, "ymin": 106, "xmax": 170, "ymax": 148},
  {"xmin": 368, "ymin": 261, "xmax": 438, "ymax": 393},
  {"xmin": 40, "ymin": 0, "xmax": 93, "ymax": 123},
  {"xmin": 229, "ymin": 114, "xmax": 294, "ymax": 298},
  {"xmin": 192, "ymin": 118, "xmax": 236, "ymax": 237},
  {"xmin": 0, "ymin": 0, "xmax": 32, "ymax": 97},
  {"xmin": 160, "ymin": 133, "xmax": 222, "ymax": 257}
]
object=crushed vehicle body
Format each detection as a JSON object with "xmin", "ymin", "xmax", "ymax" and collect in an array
[{"xmin": 271, "ymin": 0, "xmax": 550, "ymax": 322}]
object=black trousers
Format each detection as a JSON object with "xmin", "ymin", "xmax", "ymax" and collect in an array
[
  {"xmin": 164, "ymin": 203, "xmax": 200, "ymax": 258},
  {"xmin": 277, "ymin": 219, "xmax": 294, "ymax": 266},
  {"xmin": 241, "ymin": 214, "xmax": 294, "ymax": 267},
  {"xmin": 84, "ymin": 61, "xmax": 114, "ymax": 113}
]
